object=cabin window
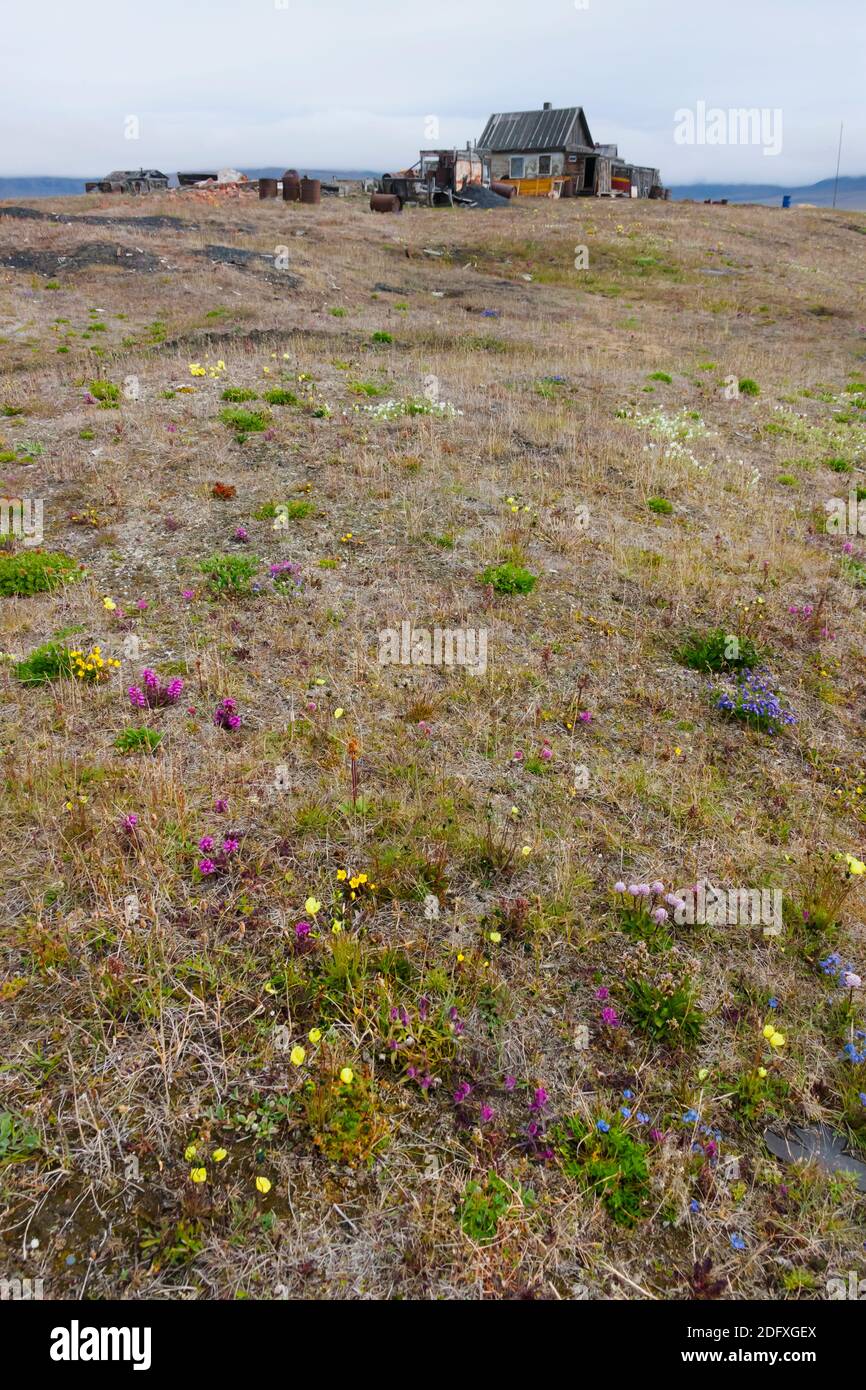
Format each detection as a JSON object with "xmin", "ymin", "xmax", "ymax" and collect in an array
[
  {"xmin": 509, "ymin": 156, "xmax": 525, "ymax": 178},
  {"xmin": 538, "ymin": 155, "xmax": 551, "ymax": 176}
]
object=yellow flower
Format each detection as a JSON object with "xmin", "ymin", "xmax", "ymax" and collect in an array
[
  {"xmin": 489, "ymin": 931, "xmax": 502, "ymax": 944},
  {"xmin": 674, "ymin": 746, "xmax": 683, "ymax": 757},
  {"xmin": 189, "ymin": 1167, "xmax": 207, "ymax": 1183},
  {"xmin": 102, "ymin": 597, "xmax": 116, "ymax": 611},
  {"xmin": 255, "ymin": 1176, "xmax": 271, "ymax": 1194},
  {"xmin": 184, "ymin": 1144, "xmax": 197, "ymax": 1161},
  {"xmin": 334, "ymin": 707, "xmax": 344, "ymax": 719},
  {"xmin": 290, "ymin": 1045, "xmax": 306, "ymax": 1066},
  {"xmin": 456, "ymin": 952, "xmax": 464, "ymax": 962},
  {"xmin": 305, "ymin": 896, "xmax": 321, "ymax": 915},
  {"xmin": 357, "ymin": 874, "xmax": 368, "ymax": 884},
  {"xmin": 340, "ymin": 1067, "xmax": 354, "ymax": 1085},
  {"xmin": 212, "ymin": 1148, "xmax": 228, "ymax": 1162},
  {"xmin": 769, "ymin": 1031, "xmax": 785, "ymax": 1048},
  {"xmin": 845, "ymin": 855, "xmax": 866, "ymax": 875},
  {"xmin": 349, "ymin": 876, "xmax": 360, "ymax": 890},
  {"xmin": 336, "ymin": 869, "xmax": 347, "ymax": 881},
  {"xmin": 757, "ymin": 1067, "xmax": 768, "ymax": 1078},
  {"xmin": 520, "ymin": 845, "xmax": 532, "ymax": 857},
  {"xmin": 331, "ymin": 920, "xmax": 343, "ymax": 934},
  {"xmin": 510, "ymin": 806, "xmax": 519, "ymax": 817},
  {"xmin": 763, "ymin": 1024, "xmax": 775, "ymax": 1039},
  {"xmin": 308, "ymin": 1028, "xmax": 322, "ymax": 1044},
  {"xmin": 697, "ymin": 1068, "xmax": 709, "ymax": 1081}
]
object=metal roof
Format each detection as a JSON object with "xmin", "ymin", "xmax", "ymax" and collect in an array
[{"xmin": 477, "ymin": 107, "xmax": 594, "ymax": 153}]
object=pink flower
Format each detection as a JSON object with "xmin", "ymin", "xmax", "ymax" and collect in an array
[
  {"xmin": 295, "ymin": 920, "xmax": 311, "ymax": 938},
  {"xmin": 540, "ymin": 745, "xmax": 553, "ymax": 761},
  {"xmin": 513, "ymin": 749, "xmax": 525, "ymax": 762},
  {"xmin": 578, "ymin": 711, "xmax": 592, "ymax": 723},
  {"xmin": 843, "ymin": 542, "xmax": 854, "ymax": 555},
  {"xmin": 652, "ymin": 907, "xmax": 669, "ymax": 923},
  {"xmin": 480, "ymin": 1105, "xmax": 495, "ymax": 1122},
  {"xmin": 121, "ymin": 813, "xmax": 139, "ymax": 833},
  {"xmin": 650, "ymin": 880, "xmax": 665, "ymax": 895},
  {"xmin": 214, "ymin": 798, "xmax": 228, "ymax": 813},
  {"xmin": 182, "ymin": 589, "xmax": 194, "ymax": 601},
  {"xmin": 595, "ymin": 986, "xmax": 609, "ymax": 1001},
  {"xmin": 601, "ymin": 1006, "xmax": 620, "ymax": 1027},
  {"xmin": 843, "ymin": 972, "xmax": 862, "ymax": 989},
  {"xmin": 222, "ymin": 837, "xmax": 239, "ymax": 855},
  {"xmin": 198, "ymin": 835, "xmax": 214, "ymax": 852},
  {"xmin": 199, "ymin": 858, "xmax": 216, "ymax": 875},
  {"xmin": 613, "ymin": 881, "xmax": 626, "ymax": 893}
]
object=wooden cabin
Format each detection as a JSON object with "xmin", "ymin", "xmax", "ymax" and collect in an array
[{"xmin": 477, "ymin": 104, "xmax": 663, "ymax": 198}]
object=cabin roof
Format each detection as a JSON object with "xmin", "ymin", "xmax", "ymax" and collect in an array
[{"xmin": 477, "ymin": 106, "xmax": 594, "ymax": 153}]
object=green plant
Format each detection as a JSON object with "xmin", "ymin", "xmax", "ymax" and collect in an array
[
  {"xmin": 648, "ymin": 371, "xmax": 673, "ymax": 383},
  {"xmin": 218, "ymin": 407, "xmax": 271, "ymax": 435},
  {"xmin": 624, "ymin": 973, "xmax": 704, "ymax": 1046},
  {"xmin": 89, "ymin": 379, "xmax": 120, "ymax": 407},
  {"xmin": 458, "ymin": 1171, "xmax": 533, "ymax": 1242},
  {"xmin": 262, "ymin": 389, "xmax": 300, "ymax": 406},
  {"xmin": 479, "ymin": 562, "xmax": 537, "ymax": 595},
  {"xmin": 371, "ymin": 331, "xmax": 393, "ymax": 344},
  {"xmin": 556, "ymin": 1114, "xmax": 651, "ymax": 1226},
  {"xmin": 221, "ymin": 387, "xmax": 259, "ymax": 402},
  {"xmin": 304, "ymin": 1073, "xmax": 389, "ymax": 1166},
  {"xmin": 14, "ymin": 642, "xmax": 74, "ymax": 685},
  {"xmin": 676, "ymin": 627, "xmax": 761, "ymax": 673},
  {"xmin": 0, "ymin": 550, "xmax": 82, "ymax": 597},
  {"xmin": 648, "ymin": 496, "xmax": 673, "ymax": 515},
  {"xmin": 114, "ymin": 726, "xmax": 164, "ymax": 755},
  {"xmin": 199, "ymin": 553, "xmax": 260, "ymax": 596},
  {"xmin": 738, "ymin": 378, "xmax": 760, "ymax": 396},
  {"xmin": 0, "ymin": 1110, "xmax": 40, "ymax": 1164}
]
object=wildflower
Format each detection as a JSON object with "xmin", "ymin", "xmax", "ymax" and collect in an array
[
  {"xmin": 189, "ymin": 1168, "xmax": 207, "ymax": 1183},
  {"xmin": 520, "ymin": 845, "xmax": 532, "ymax": 857},
  {"xmin": 757, "ymin": 1066, "xmax": 768, "ymax": 1078},
  {"xmin": 222, "ymin": 838, "xmax": 239, "ymax": 855},
  {"xmin": 843, "ymin": 972, "xmax": 862, "ymax": 990},
  {"xmin": 102, "ymin": 596, "xmax": 117, "ymax": 611},
  {"xmin": 308, "ymin": 1028, "xmax": 322, "ymax": 1044},
  {"xmin": 212, "ymin": 1148, "xmax": 227, "ymax": 1162},
  {"xmin": 489, "ymin": 930, "xmax": 502, "ymax": 944},
  {"xmin": 613, "ymin": 881, "xmax": 626, "ymax": 893},
  {"xmin": 845, "ymin": 855, "xmax": 866, "ymax": 876},
  {"xmin": 768, "ymin": 1031, "xmax": 785, "ymax": 1048},
  {"xmin": 331, "ymin": 920, "xmax": 343, "ymax": 934},
  {"xmin": 697, "ymin": 1068, "xmax": 709, "ymax": 1081},
  {"xmin": 294, "ymin": 920, "xmax": 311, "ymax": 938},
  {"xmin": 184, "ymin": 1144, "xmax": 197, "ymax": 1161},
  {"xmin": 336, "ymin": 869, "xmax": 347, "ymax": 881},
  {"xmin": 255, "ymin": 1176, "xmax": 271, "ymax": 1194},
  {"xmin": 334, "ymin": 707, "xmax": 344, "ymax": 719},
  {"xmin": 683, "ymin": 1109, "xmax": 700, "ymax": 1124},
  {"xmin": 339, "ymin": 1067, "xmax": 354, "ymax": 1085},
  {"xmin": 652, "ymin": 906, "xmax": 669, "ymax": 923},
  {"xmin": 623, "ymin": 1089, "xmax": 634, "ymax": 1099},
  {"xmin": 305, "ymin": 896, "xmax": 321, "ymax": 915},
  {"xmin": 768, "ymin": 996, "xmax": 779, "ymax": 1009},
  {"xmin": 730, "ymin": 1233, "xmax": 747, "ymax": 1251},
  {"xmin": 578, "ymin": 711, "xmax": 592, "ymax": 723},
  {"xmin": 689, "ymin": 1198, "xmax": 700, "ymax": 1213},
  {"xmin": 595, "ymin": 986, "xmax": 609, "ymax": 1001},
  {"xmin": 601, "ymin": 1006, "xmax": 619, "ymax": 1027},
  {"xmin": 636, "ymin": 1112, "xmax": 650, "ymax": 1125},
  {"xmin": 621, "ymin": 1107, "xmax": 632, "ymax": 1119},
  {"xmin": 121, "ymin": 813, "xmax": 139, "ymax": 833},
  {"xmin": 762, "ymin": 1024, "xmax": 775, "ymax": 1039},
  {"xmin": 199, "ymin": 835, "xmax": 215, "ymax": 852},
  {"xmin": 650, "ymin": 880, "xmax": 665, "ymax": 895},
  {"xmin": 596, "ymin": 1120, "xmax": 611, "ymax": 1133},
  {"xmin": 214, "ymin": 798, "xmax": 228, "ymax": 813},
  {"xmin": 504, "ymin": 1075, "xmax": 516, "ymax": 1091},
  {"xmin": 198, "ymin": 858, "xmax": 216, "ymax": 876},
  {"xmin": 182, "ymin": 589, "xmax": 194, "ymax": 601},
  {"xmin": 290, "ymin": 1046, "xmax": 306, "ymax": 1066},
  {"xmin": 454, "ymin": 1082, "xmax": 472, "ymax": 1104},
  {"xmin": 529, "ymin": 1088, "xmax": 548, "ymax": 1112},
  {"xmin": 213, "ymin": 697, "xmax": 241, "ymax": 731}
]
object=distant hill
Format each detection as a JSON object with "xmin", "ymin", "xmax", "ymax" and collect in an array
[
  {"xmin": 669, "ymin": 175, "xmax": 866, "ymax": 210},
  {"xmin": 0, "ymin": 170, "xmax": 379, "ymax": 200}
]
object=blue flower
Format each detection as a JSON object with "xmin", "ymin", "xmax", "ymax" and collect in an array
[
  {"xmin": 683, "ymin": 1108, "xmax": 699, "ymax": 1124},
  {"xmin": 730, "ymin": 1233, "xmax": 747, "ymax": 1251},
  {"xmin": 689, "ymin": 1198, "xmax": 700, "ymax": 1213},
  {"xmin": 620, "ymin": 1107, "xmax": 632, "ymax": 1119},
  {"xmin": 636, "ymin": 1111, "xmax": 650, "ymax": 1124},
  {"xmin": 596, "ymin": 1119, "xmax": 610, "ymax": 1133},
  {"xmin": 623, "ymin": 1089, "xmax": 634, "ymax": 1099},
  {"xmin": 768, "ymin": 997, "xmax": 779, "ymax": 1009}
]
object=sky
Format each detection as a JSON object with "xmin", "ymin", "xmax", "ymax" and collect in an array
[{"xmin": 1, "ymin": 0, "xmax": 863, "ymax": 184}]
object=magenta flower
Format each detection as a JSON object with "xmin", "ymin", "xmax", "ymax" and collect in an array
[
  {"xmin": 504, "ymin": 1075, "xmax": 516, "ymax": 1091},
  {"xmin": 601, "ymin": 1006, "xmax": 620, "ymax": 1027},
  {"xmin": 222, "ymin": 837, "xmax": 239, "ymax": 855},
  {"xmin": 295, "ymin": 920, "xmax": 311, "ymax": 938},
  {"xmin": 214, "ymin": 798, "xmax": 228, "ymax": 813},
  {"xmin": 121, "ymin": 812, "xmax": 139, "ymax": 833},
  {"xmin": 198, "ymin": 835, "xmax": 215, "ymax": 852},
  {"xmin": 480, "ymin": 1105, "xmax": 495, "ymax": 1122},
  {"xmin": 199, "ymin": 858, "xmax": 216, "ymax": 875},
  {"xmin": 595, "ymin": 986, "xmax": 609, "ymax": 1001},
  {"xmin": 578, "ymin": 711, "xmax": 592, "ymax": 723}
]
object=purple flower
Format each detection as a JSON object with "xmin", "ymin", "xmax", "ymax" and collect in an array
[
  {"xmin": 601, "ymin": 1007, "xmax": 619, "ymax": 1027},
  {"xmin": 295, "ymin": 920, "xmax": 311, "ymax": 938},
  {"xmin": 199, "ymin": 858, "xmax": 216, "ymax": 876},
  {"xmin": 222, "ymin": 837, "xmax": 239, "ymax": 855},
  {"xmin": 198, "ymin": 835, "xmax": 215, "ymax": 852},
  {"xmin": 214, "ymin": 798, "xmax": 228, "ymax": 813},
  {"xmin": 454, "ymin": 1082, "xmax": 471, "ymax": 1104},
  {"xmin": 529, "ymin": 1087, "xmax": 548, "ymax": 1112},
  {"xmin": 480, "ymin": 1105, "xmax": 495, "ymax": 1123},
  {"xmin": 650, "ymin": 880, "xmax": 665, "ymax": 895},
  {"xmin": 504, "ymin": 1074, "xmax": 516, "ymax": 1091},
  {"xmin": 121, "ymin": 812, "xmax": 139, "ymax": 833},
  {"xmin": 613, "ymin": 880, "xmax": 626, "ymax": 893},
  {"xmin": 652, "ymin": 906, "xmax": 668, "ymax": 923}
]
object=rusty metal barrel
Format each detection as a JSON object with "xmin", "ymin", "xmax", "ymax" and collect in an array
[
  {"xmin": 491, "ymin": 180, "xmax": 517, "ymax": 200},
  {"xmin": 370, "ymin": 193, "xmax": 401, "ymax": 213},
  {"xmin": 282, "ymin": 170, "xmax": 300, "ymax": 201},
  {"xmin": 259, "ymin": 178, "xmax": 278, "ymax": 199},
  {"xmin": 300, "ymin": 177, "xmax": 321, "ymax": 205}
]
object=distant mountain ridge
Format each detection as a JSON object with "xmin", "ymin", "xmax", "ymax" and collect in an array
[{"xmin": 669, "ymin": 175, "xmax": 866, "ymax": 210}]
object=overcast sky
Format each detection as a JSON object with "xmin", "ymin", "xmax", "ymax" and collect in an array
[{"xmin": 2, "ymin": 0, "xmax": 863, "ymax": 184}]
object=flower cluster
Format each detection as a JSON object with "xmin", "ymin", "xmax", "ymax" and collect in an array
[
  {"xmin": 189, "ymin": 359, "xmax": 226, "ymax": 378},
  {"xmin": 213, "ymin": 697, "xmax": 241, "ymax": 731},
  {"xmin": 612, "ymin": 879, "xmax": 685, "ymax": 941},
  {"xmin": 69, "ymin": 644, "xmax": 120, "ymax": 682},
  {"xmin": 268, "ymin": 559, "xmax": 303, "ymax": 592},
  {"xmin": 197, "ymin": 832, "xmax": 240, "ymax": 876},
  {"xmin": 128, "ymin": 668, "xmax": 184, "ymax": 709},
  {"xmin": 819, "ymin": 953, "xmax": 862, "ymax": 990},
  {"xmin": 714, "ymin": 668, "xmax": 796, "ymax": 734}
]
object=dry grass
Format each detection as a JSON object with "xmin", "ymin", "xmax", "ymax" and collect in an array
[{"xmin": 1, "ymin": 190, "xmax": 866, "ymax": 1301}]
